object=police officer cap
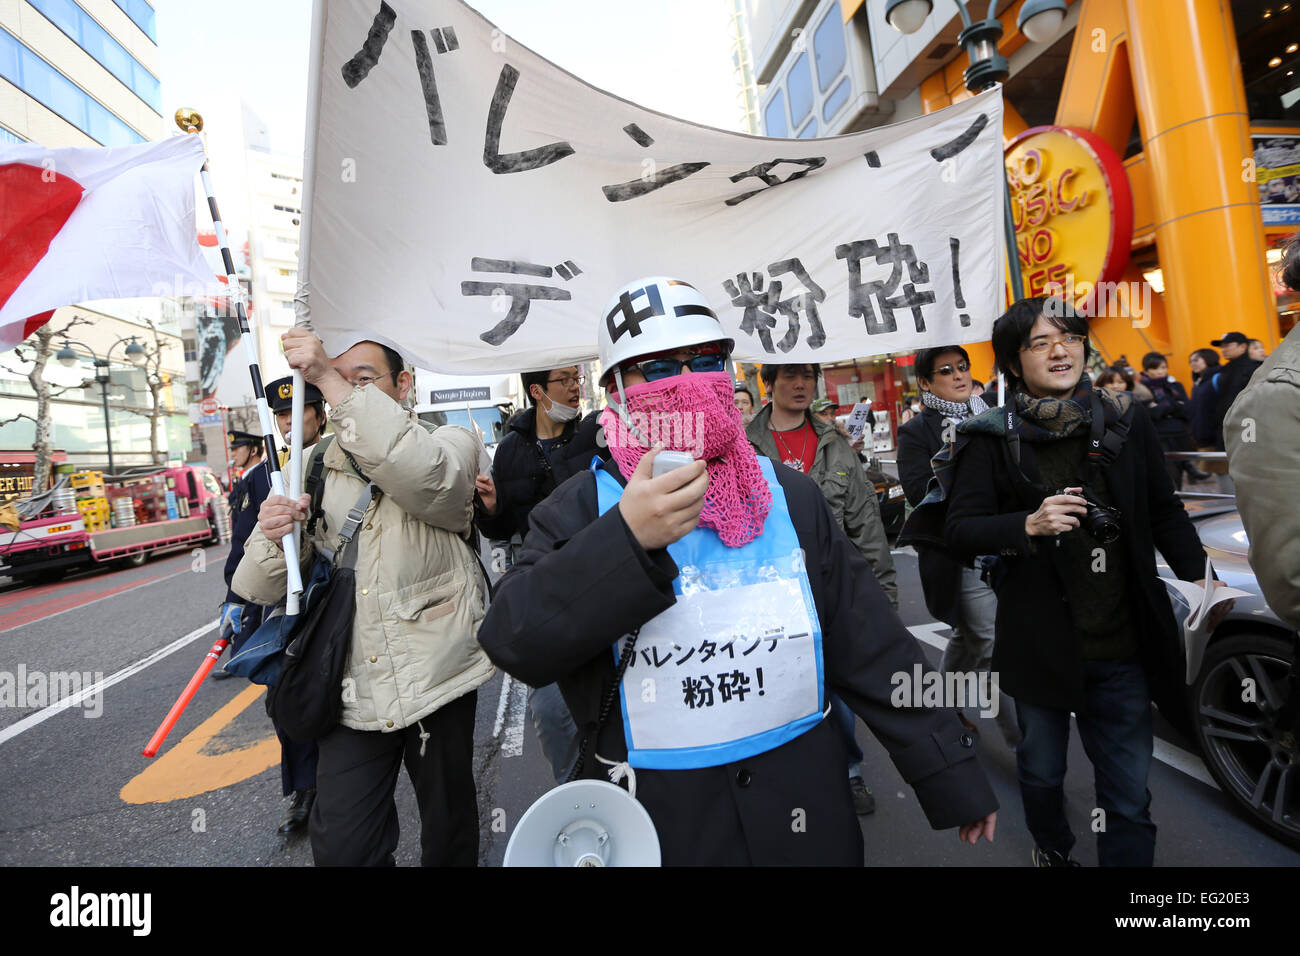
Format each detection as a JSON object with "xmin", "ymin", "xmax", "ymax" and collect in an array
[
  {"xmin": 228, "ymin": 430, "xmax": 261, "ymax": 449},
  {"xmin": 266, "ymin": 376, "xmax": 325, "ymax": 412}
]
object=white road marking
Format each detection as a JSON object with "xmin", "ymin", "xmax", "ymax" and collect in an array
[
  {"xmin": 492, "ymin": 673, "xmax": 513, "ymax": 739},
  {"xmin": 501, "ymin": 678, "xmax": 529, "ymax": 758},
  {"xmin": 0, "ymin": 619, "xmax": 219, "ymax": 746},
  {"xmin": 1152, "ymin": 738, "xmax": 1219, "ymax": 789},
  {"xmin": 905, "ymin": 622, "xmax": 951, "ymax": 650},
  {"xmin": 904, "ymin": 624, "xmax": 1219, "ymax": 791}
]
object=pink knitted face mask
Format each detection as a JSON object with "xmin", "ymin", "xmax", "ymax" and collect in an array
[{"xmin": 601, "ymin": 371, "xmax": 771, "ymax": 547}]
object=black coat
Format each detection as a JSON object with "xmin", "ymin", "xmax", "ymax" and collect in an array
[
  {"xmin": 223, "ymin": 461, "xmax": 270, "ymax": 644},
  {"xmin": 897, "ymin": 406, "xmax": 964, "ymax": 628},
  {"xmin": 224, "ymin": 461, "xmax": 270, "ymax": 603},
  {"xmin": 1139, "ymin": 376, "xmax": 1192, "ymax": 441},
  {"xmin": 944, "ymin": 404, "xmax": 1207, "ymax": 725},
  {"xmin": 1188, "ymin": 372, "xmax": 1220, "ymax": 446},
  {"xmin": 1212, "ymin": 355, "xmax": 1262, "ymax": 449},
  {"xmin": 478, "ymin": 457, "xmax": 997, "ymax": 866},
  {"xmin": 476, "ymin": 407, "xmax": 606, "ymax": 541}
]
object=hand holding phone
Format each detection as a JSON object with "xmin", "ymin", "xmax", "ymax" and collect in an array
[{"xmin": 651, "ymin": 450, "xmax": 696, "ymax": 479}]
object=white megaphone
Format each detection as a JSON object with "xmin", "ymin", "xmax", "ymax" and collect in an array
[{"xmin": 503, "ymin": 780, "xmax": 661, "ymax": 867}]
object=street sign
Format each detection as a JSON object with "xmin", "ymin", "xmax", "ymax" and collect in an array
[{"xmin": 200, "ymin": 397, "xmax": 219, "ymax": 416}]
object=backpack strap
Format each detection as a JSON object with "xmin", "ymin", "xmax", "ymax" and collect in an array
[{"xmin": 304, "ymin": 435, "xmax": 335, "ymax": 537}]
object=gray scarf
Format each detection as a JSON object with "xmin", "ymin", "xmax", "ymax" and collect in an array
[{"xmin": 921, "ymin": 389, "xmax": 988, "ymax": 422}]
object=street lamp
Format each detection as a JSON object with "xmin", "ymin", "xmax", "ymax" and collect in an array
[
  {"xmin": 886, "ymin": 0, "xmax": 1069, "ymax": 302},
  {"xmin": 55, "ymin": 335, "xmax": 148, "ymax": 476}
]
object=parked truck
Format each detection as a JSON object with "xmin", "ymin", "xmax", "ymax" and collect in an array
[
  {"xmin": 412, "ymin": 372, "xmax": 521, "ymax": 457},
  {"xmin": 0, "ymin": 466, "xmax": 231, "ymax": 585}
]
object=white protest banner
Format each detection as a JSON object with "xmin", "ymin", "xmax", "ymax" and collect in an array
[{"xmin": 299, "ymin": 0, "xmax": 1007, "ymax": 373}]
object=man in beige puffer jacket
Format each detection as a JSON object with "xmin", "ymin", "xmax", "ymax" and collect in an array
[{"xmin": 235, "ymin": 328, "xmax": 493, "ymax": 866}]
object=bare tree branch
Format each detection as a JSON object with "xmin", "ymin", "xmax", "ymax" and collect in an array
[{"xmin": 0, "ymin": 413, "xmax": 37, "ymax": 428}]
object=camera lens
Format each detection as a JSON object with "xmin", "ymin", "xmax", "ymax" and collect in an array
[{"xmin": 1082, "ymin": 502, "xmax": 1121, "ymax": 544}]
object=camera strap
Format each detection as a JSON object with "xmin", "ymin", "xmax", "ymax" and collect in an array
[
  {"xmin": 1080, "ymin": 389, "xmax": 1135, "ymax": 485},
  {"xmin": 1005, "ymin": 405, "xmax": 1021, "ymax": 467},
  {"xmin": 1002, "ymin": 389, "xmax": 1135, "ymax": 484}
]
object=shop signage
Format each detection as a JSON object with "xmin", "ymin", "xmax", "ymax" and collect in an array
[
  {"xmin": 1253, "ymin": 135, "xmax": 1300, "ymax": 225},
  {"xmin": 1005, "ymin": 126, "xmax": 1134, "ymax": 305},
  {"xmin": 430, "ymin": 387, "xmax": 492, "ymax": 404}
]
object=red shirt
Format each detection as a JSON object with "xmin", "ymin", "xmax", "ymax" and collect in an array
[{"xmin": 771, "ymin": 420, "xmax": 817, "ymax": 475}]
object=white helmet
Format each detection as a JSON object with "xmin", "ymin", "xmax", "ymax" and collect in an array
[{"xmin": 597, "ymin": 276, "xmax": 734, "ymax": 386}]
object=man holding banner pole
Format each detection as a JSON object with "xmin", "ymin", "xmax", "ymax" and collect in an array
[{"xmin": 234, "ymin": 328, "xmax": 493, "ymax": 866}]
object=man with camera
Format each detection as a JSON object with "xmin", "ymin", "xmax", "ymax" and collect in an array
[{"xmin": 940, "ymin": 297, "xmax": 1224, "ymax": 867}]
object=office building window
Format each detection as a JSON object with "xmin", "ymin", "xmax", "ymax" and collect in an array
[
  {"xmin": 764, "ymin": 90, "xmax": 788, "ymax": 137},
  {"xmin": 788, "ymin": 52, "xmax": 814, "ymax": 127},
  {"xmin": 0, "ymin": 28, "xmax": 145, "ymax": 146},
  {"xmin": 29, "ymin": 0, "xmax": 162, "ymax": 113},
  {"xmin": 111, "ymin": 0, "xmax": 156, "ymax": 44},
  {"xmin": 813, "ymin": 7, "xmax": 847, "ymax": 92},
  {"xmin": 823, "ymin": 76, "xmax": 850, "ymax": 123},
  {"xmin": 0, "ymin": 125, "xmax": 24, "ymax": 143},
  {"xmin": 797, "ymin": 117, "xmax": 819, "ymax": 138}
]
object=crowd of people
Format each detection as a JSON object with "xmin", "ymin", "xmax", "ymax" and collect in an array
[{"xmin": 206, "ymin": 253, "xmax": 1300, "ymax": 867}]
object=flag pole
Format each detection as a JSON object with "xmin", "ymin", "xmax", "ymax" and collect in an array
[
  {"xmin": 176, "ymin": 108, "xmax": 303, "ymax": 610},
  {"xmin": 288, "ymin": 0, "xmax": 328, "ymax": 571}
]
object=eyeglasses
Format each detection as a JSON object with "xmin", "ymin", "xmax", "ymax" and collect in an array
[
  {"xmin": 932, "ymin": 361, "xmax": 970, "ymax": 376},
  {"xmin": 348, "ymin": 370, "xmax": 399, "ymax": 388},
  {"xmin": 547, "ymin": 374, "xmax": 586, "ymax": 388},
  {"xmin": 621, "ymin": 345, "xmax": 728, "ymax": 382},
  {"xmin": 1022, "ymin": 334, "xmax": 1086, "ymax": 355}
]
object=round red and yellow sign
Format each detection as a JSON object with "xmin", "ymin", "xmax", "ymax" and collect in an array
[{"xmin": 1004, "ymin": 125, "xmax": 1133, "ymax": 302}]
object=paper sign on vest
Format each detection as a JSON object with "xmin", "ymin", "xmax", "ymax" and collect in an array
[{"xmin": 596, "ymin": 457, "xmax": 825, "ymax": 769}]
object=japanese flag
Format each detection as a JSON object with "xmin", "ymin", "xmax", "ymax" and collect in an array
[{"xmin": 0, "ymin": 135, "xmax": 216, "ymax": 350}]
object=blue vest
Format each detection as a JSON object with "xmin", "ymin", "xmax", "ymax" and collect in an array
[{"xmin": 594, "ymin": 456, "xmax": 825, "ymax": 769}]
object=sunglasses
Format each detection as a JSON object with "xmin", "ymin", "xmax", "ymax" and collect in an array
[
  {"xmin": 932, "ymin": 362, "xmax": 970, "ymax": 376},
  {"xmin": 622, "ymin": 345, "xmax": 728, "ymax": 382}
]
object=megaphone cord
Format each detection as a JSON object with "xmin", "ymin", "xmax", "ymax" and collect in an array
[
  {"xmin": 567, "ymin": 627, "xmax": 642, "ymax": 784},
  {"xmin": 595, "ymin": 753, "xmax": 637, "ymax": 798}
]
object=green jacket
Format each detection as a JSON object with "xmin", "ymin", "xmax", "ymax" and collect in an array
[
  {"xmin": 1225, "ymin": 322, "xmax": 1300, "ymax": 630},
  {"xmin": 747, "ymin": 404, "xmax": 897, "ymax": 608}
]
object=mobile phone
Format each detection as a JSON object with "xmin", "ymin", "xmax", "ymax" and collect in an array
[{"xmin": 652, "ymin": 450, "xmax": 696, "ymax": 478}]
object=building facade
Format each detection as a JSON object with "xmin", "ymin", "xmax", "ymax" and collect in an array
[
  {"xmin": 747, "ymin": 0, "xmax": 1292, "ymax": 440},
  {"xmin": 0, "ymin": 0, "xmax": 161, "ymax": 145},
  {"xmin": 0, "ymin": 0, "xmax": 194, "ymax": 478}
]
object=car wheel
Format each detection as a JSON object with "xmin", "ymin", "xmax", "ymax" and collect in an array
[
  {"xmin": 1191, "ymin": 632, "xmax": 1300, "ymax": 848},
  {"xmin": 118, "ymin": 551, "xmax": 147, "ymax": 570}
]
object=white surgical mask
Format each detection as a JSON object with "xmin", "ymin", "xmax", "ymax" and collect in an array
[{"xmin": 541, "ymin": 392, "xmax": 581, "ymax": 424}]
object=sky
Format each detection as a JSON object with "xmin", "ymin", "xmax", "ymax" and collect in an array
[{"xmin": 155, "ymin": 0, "xmax": 745, "ymax": 177}]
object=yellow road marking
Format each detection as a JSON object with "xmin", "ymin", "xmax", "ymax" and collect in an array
[{"xmin": 121, "ymin": 683, "xmax": 279, "ymax": 804}]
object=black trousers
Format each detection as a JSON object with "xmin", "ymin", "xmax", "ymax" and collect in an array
[{"xmin": 309, "ymin": 690, "xmax": 478, "ymax": 867}]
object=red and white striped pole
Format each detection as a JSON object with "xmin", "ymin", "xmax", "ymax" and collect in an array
[{"xmin": 178, "ymin": 109, "xmax": 303, "ymax": 612}]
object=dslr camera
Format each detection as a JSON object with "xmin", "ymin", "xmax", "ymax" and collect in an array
[{"xmin": 1057, "ymin": 486, "xmax": 1122, "ymax": 545}]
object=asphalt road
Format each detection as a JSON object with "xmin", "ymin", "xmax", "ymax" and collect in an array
[{"xmin": 0, "ymin": 541, "xmax": 1296, "ymax": 867}]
